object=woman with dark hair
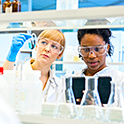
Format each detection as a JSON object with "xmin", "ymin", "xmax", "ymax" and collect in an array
[{"xmin": 77, "ymin": 28, "xmax": 124, "ymax": 106}]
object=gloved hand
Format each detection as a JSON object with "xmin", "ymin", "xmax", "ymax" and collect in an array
[{"xmin": 6, "ymin": 33, "xmax": 32, "ymax": 62}]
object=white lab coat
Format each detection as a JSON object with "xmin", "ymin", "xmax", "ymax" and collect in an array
[
  {"xmin": 76, "ymin": 66, "xmax": 124, "ymax": 107},
  {"xmin": 23, "ymin": 59, "xmax": 64, "ymax": 103}
]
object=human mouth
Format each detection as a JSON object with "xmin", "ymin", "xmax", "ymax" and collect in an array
[
  {"xmin": 42, "ymin": 54, "xmax": 49, "ymax": 58},
  {"xmin": 88, "ymin": 61, "xmax": 99, "ymax": 66}
]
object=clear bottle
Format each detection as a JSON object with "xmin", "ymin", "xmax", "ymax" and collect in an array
[
  {"xmin": 11, "ymin": 0, "xmax": 21, "ymax": 12},
  {"xmin": 78, "ymin": 76, "xmax": 103, "ymax": 120},
  {"xmin": 54, "ymin": 76, "xmax": 77, "ymax": 119},
  {"xmin": 2, "ymin": 0, "xmax": 12, "ymax": 13}
]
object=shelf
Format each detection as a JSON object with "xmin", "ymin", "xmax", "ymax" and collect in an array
[
  {"xmin": 0, "ymin": 25, "xmax": 124, "ymax": 32},
  {"xmin": 18, "ymin": 114, "xmax": 121, "ymax": 124},
  {"xmin": 0, "ymin": 6, "xmax": 124, "ymax": 23},
  {"xmin": 0, "ymin": 6, "xmax": 124, "ymax": 31},
  {"xmin": 53, "ymin": 61, "xmax": 124, "ymax": 65}
]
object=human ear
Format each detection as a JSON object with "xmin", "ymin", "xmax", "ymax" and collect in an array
[
  {"xmin": 107, "ymin": 44, "xmax": 110, "ymax": 52},
  {"xmin": 57, "ymin": 52, "xmax": 63, "ymax": 59},
  {"xmin": 35, "ymin": 44, "xmax": 38, "ymax": 51}
]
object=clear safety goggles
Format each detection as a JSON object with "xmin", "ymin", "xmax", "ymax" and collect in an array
[
  {"xmin": 37, "ymin": 37, "xmax": 64, "ymax": 54},
  {"xmin": 78, "ymin": 44, "xmax": 108, "ymax": 57}
]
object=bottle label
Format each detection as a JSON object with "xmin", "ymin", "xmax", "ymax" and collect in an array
[{"xmin": 5, "ymin": 6, "xmax": 12, "ymax": 13}]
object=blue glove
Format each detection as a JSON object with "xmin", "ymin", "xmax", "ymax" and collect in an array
[{"xmin": 6, "ymin": 33, "xmax": 32, "ymax": 62}]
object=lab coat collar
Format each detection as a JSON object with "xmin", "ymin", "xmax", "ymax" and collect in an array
[
  {"xmin": 48, "ymin": 69, "xmax": 58, "ymax": 89},
  {"xmin": 81, "ymin": 66, "xmax": 111, "ymax": 76}
]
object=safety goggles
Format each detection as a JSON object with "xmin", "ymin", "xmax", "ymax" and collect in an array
[
  {"xmin": 37, "ymin": 38, "xmax": 64, "ymax": 54},
  {"xmin": 78, "ymin": 44, "xmax": 108, "ymax": 57}
]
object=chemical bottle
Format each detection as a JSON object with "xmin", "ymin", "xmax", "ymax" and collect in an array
[
  {"xmin": 0, "ymin": 0, "xmax": 2, "ymax": 13},
  {"xmin": 12, "ymin": 0, "xmax": 21, "ymax": 12},
  {"xmin": 0, "ymin": 67, "xmax": 9, "ymax": 103},
  {"xmin": 2, "ymin": 0, "xmax": 12, "ymax": 13}
]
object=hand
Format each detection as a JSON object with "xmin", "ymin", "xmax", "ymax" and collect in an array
[
  {"xmin": 6, "ymin": 33, "xmax": 32, "ymax": 62},
  {"xmin": 83, "ymin": 90, "xmax": 97, "ymax": 105}
]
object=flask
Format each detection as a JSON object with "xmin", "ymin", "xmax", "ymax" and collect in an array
[
  {"xmin": 12, "ymin": 0, "xmax": 21, "ymax": 12},
  {"xmin": 105, "ymin": 82, "xmax": 124, "ymax": 122},
  {"xmin": 54, "ymin": 76, "xmax": 77, "ymax": 119},
  {"xmin": 79, "ymin": 76, "xmax": 103, "ymax": 120},
  {"xmin": 2, "ymin": 0, "xmax": 12, "ymax": 13}
]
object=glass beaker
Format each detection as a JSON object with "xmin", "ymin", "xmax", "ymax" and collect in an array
[
  {"xmin": 120, "ymin": 82, "xmax": 124, "ymax": 121},
  {"xmin": 54, "ymin": 76, "xmax": 77, "ymax": 119},
  {"xmin": 105, "ymin": 82, "xmax": 124, "ymax": 122},
  {"xmin": 78, "ymin": 76, "xmax": 103, "ymax": 120}
]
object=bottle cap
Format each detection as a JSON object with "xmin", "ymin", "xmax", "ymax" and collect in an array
[{"xmin": 0, "ymin": 67, "xmax": 4, "ymax": 75}]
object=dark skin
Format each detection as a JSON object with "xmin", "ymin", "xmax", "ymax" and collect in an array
[
  {"xmin": 78, "ymin": 34, "xmax": 110, "ymax": 105},
  {"xmin": 80, "ymin": 34, "xmax": 110, "ymax": 76}
]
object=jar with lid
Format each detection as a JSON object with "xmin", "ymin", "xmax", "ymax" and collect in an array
[
  {"xmin": 12, "ymin": 0, "xmax": 21, "ymax": 12},
  {"xmin": 2, "ymin": 0, "xmax": 12, "ymax": 13}
]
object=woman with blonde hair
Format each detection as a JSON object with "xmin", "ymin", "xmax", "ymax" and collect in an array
[{"xmin": 3, "ymin": 29, "xmax": 65, "ymax": 103}]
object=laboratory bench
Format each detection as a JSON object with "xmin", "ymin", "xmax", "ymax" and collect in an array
[{"xmin": 17, "ymin": 103, "xmax": 124, "ymax": 124}]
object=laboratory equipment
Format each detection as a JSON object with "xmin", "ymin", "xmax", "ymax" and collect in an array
[
  {"xmin": 54, "ymin": 76, "xmax": 77, "ymax": 119},
  {"xmin": 78, "ymin": 76, "xmax": 103, "ymax": 120}
]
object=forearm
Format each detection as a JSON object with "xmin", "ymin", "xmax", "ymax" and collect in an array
[{"xmin": 3, "ymin": 59, "xmax": 15, "ymax": 70}]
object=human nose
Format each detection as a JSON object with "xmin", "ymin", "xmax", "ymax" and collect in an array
[
  {"xmin": 44, "ymin": 44, "xmax": 51, "ymax": 52},
  {"xmin": 88, "ymin": 51, "xmax": 96, "ymax": 58}
]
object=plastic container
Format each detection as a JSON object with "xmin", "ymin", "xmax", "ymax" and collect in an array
[
  {"xmin": 0, "ymin": 67, "xmax": 9, "ymax": 103},
  {"xmin": 4, "ymin": 70, "xmax": 16, "ymax": 109},
  {"xmin": 20, "ymin": 70, "xmax": 42, "ymax": 114}
]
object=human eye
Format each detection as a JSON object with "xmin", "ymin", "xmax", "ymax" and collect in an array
[
  {"xmin": 94, "ymin": 46, "xmax": 102, "ymax": 52},
  {"xmin": 51, "ymin": 44, "xmax": 58, "ymax": 50},
  {"xmin": 41, "ymin": 40, "xmax": 47, "ymax": 45},
  {"xmin": 82, "ymin": 48, "xmax": 90, "ymax": 52}
]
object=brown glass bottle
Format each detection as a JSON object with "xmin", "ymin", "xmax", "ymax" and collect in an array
[
  {"xmin": 0, "ymin": 0, "xmax": 2, "ymax": 13},
  {"xmin": 2, "ymin": 0, "xmax": 12, "ymax": 13},
  {"xmin": 12, "ymin": 0, "xmax": 21, "ymax": 12}
]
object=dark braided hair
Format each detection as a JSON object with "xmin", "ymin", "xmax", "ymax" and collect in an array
[{"xmin": 77, "ymin": 29, "xmax": 114, "ymax": 57}]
